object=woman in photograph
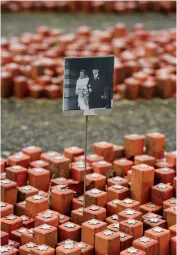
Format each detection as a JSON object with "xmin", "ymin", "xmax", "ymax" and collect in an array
[{"xmin": 75, "ymin": 69, "xmax": 90, "ymax": 110}]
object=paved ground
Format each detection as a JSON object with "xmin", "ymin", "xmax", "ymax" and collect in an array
[{"xmin": 1, "ymin": 12, "xmax": 176, "ymax": 156}]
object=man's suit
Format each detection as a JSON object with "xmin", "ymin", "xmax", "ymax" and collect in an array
[{"xmin": 89, "ymin": 75, "xmax": 104, "ymax": 109}]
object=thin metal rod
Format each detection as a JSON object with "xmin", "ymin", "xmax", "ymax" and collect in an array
[{"xmin": 83, "ymin": 115, "xmax": 88, "ymax": 208}]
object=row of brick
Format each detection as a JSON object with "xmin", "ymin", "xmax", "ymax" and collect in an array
[
  {"xmin": 0, "ymin": 132, "xmax": 176, "ymax": 254},
  {"xmin": 1, "ymin": 24, "xmax": 176, "ymax": 100},
  {"xmin": 1, "ymin": 1, "xmax": 176, "ymax": 13}
]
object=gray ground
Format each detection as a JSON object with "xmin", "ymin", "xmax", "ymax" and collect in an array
[{"xmin": 1, "ymin": 12, "xmax": 176, "ymax": 156}]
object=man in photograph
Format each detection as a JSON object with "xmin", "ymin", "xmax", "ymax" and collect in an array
[{"xmin": 89, "ymin": 66, "xmax": 103, "ymax": 109}]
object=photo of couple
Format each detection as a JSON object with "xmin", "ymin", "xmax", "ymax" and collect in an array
[{"xmin": 63, "ymin": 56, "xmax": 114, "ymax": 116}]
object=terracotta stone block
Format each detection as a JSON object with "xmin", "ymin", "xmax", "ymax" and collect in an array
[
  {"xmin": 6, "ymin": 165, "xmax": 28, "ymax": 187},
  {"xmin": 93, "ymin": 141, "xmax": 113, "ymax": 162},
  {"xmin": 20, "ymin": 215, "xmax": 34, "ymax": 229},
  {"xmin": 68, "ymin": 180, "xmax": 84, "ymax": 195},
  {"xmin": 8, "ymin": 239, "xmax": 20, "ymax": 249},
  {"xmin": 22, "ymin": 146, "xmax": 42, "ymax": 161},
  {"xmin": 50, "ymin": 186, "xmax": 73, "ymax": 215},
  {"xmin": 86, "ymin": 173, "xmax": 106, "ymax": 191},
  {"xmin": 19, "ymin": 242, "xmax": 38, "ymax": 255},
  {"xmin": 169, "ymin": 224, "xmax": 177, "ymax": 238},
  {"xmin": 155, "ymin": 159, "xmax": 174, "ymax": 169},
  {"xmin": 18, "ymin": 185, "xmax": 38, "ymax": 202},
  {"xmin": 10, "ymin": 227, "xmax": 28, "ymax": 244},
  {"xmin": 120, "ymin": 247, "xmax": 146, "ymax": 255},
  {"xmin": 107, "ymin": 185, "xmax": 129, "ymax": 202},
  {"xmin": 107, "ymin": 222, "xmax": 120, "ymax": 232},
  {"xmin": 92, "ymin": 160, "xmax": 113, "ymax": 178},
  {"xmin": 71, "ymin": 208, "xmax": 84, "ymax": 225},
  {"xmin": 35, "ymin": 210, "xmax": 59, "ymax": 227},
  {"xmin": 113, "ymin": 158, "xmax": 133, "ymax": 177},
  {"xmin": 155, "ymin": 168, "xmax": 175, "ymax": 185},
  {"xmin": 28, "ymin": 168, "xmax": 50, "ymax": 192},
  {"xmin": 124, "ymin": 134, "xmax": 144, "ymax": 159},
  {"xmin": 72, "ymin": 196, "xmax": 84, "ymax": 210},
  {"xmin": 142, "ymin": 212, "xmax": 162, "ymax": 221},
  {"xmin": 85, "ymin": 188, "xmax": 107, "ymax": 207},
  {"xmin": 85, "ymin": 154, "xmax": 104, "ymax": 165},
  {"xmin": 0, "ymin": 159, "xmax": 7, "ymax": 173},
  {"xmin": 31, "ymin": 244, "xmax": 55, "ymax": 255},
  {"xmin": 118, "ymin": 209, "xmax": 142, "ymax": 222},
  {"xmin": 71, "ymin": 162, "xmax": 92, "ymax": 182},
  {"xmin": 107, "ymin": 176, "xmax": 129, "ymax": 188},
  {"xmin": 117, "ymin": 198, "xmax": 140, "ymax": 213},
  {"xmin": 15, "ymin": 201, "xmax": 26, "ymax": 216},
  {"xmin": 0, "ymin": 245, "xmax": 18, "ymax": 255},
  {"xmin": 146, "ymin": 132, "xmax": 165, "ymax": 159},
  {"xmin": 59, "ymin": 222, "xmax": 81, "ymax": 242},
  {"xmin": 133, "ymin": 236, "xmax": 159, "ymax": 255},
  {"xmin": 0, "ymin": 202, "xmax": 14, "ymax": 218},
  {"xmin": 21, "ymin": 228, "xmax": 33, "ymax": 245},
  {"xmin": 105, "ymin": 214, "xmax": 119, "ymax": 225},
  {"xmin": 30, "ymin": 160, "xmax": 49, "ymax": 170},
  {"xmin": 95, "ymin": 229, "xmax": 120, "ymax": 255},
  {"xmin": 151, "ymin": 183, "xmax": 174, "ymax": 205},
  {"xmin": 170, "ymin": 236, "xmax": 176, "ymax": 255},
  {"xmin": 106, "ymin": 199, "xmax": 120, "ymax": 216},
  {"xmin": 165, "ymin": 206, "xmax": 177, "ymax": 227},
  {"xmin": 82, "ymin": 219, "xmax": 107, "ymax": 246},
  {"xmin": 140, "ymin": 202, "xmax": 162, "ymax": 215},
  {"xmin": 1, "ymin": 215, "xmax": 23, "ymax": 233},
  {"xmin": 48, "ymin": 155, "xmax": 71, "ymax": 178},
  {"xmin": 119, "ymin": 219, "xmax": 143, "ymax": 240},
  {"xmin": 145, "ymin": 227, "xmax": 170, "ymax": 255},
  {"xmin": 52, "ymin": 177, "xmax": 71, "ymax": 187},
  {"xmin": 56, "ymin": 240, "xmax": 81, "ymax": 255},
  {"xmin": 83, "ymin": 205, "xmax": 106, "ymax": 222},
  {"xmin": 8, "ymin": 152, "xmax": 30, "ymax": 168},
  {"xmin": 143, "ymin": 217, "xmax": 167, "ymax": 230},
  {"xmin": 166, "ymin": 151, "xmax": 176, "ymax": 169},
  {"xmin": 26, "ymin": 195, "xmax": 49, "ymax": 218},
  {"xmin": 1, "ymin": 230, "xmax": 9, "ymax": 245},
  {"xmin": 116, "ymin": 231, "xmax": 133, "ymax": 251},
  {"xmin": 77, "ymin": 242, "xmax": 94, "ymax": 255},
  {"xmin": 131, "ymin": 164, "xmax": 155, "ymax": 204},
  {"xmin": 1, "ymin": 179, "xmax": 17, "ymax": 205},
  {"xmin": 110, "ymin": 145, "xmax": 124, "ymax": 162},
  {"xmin": 64, "ymin": 147, "xmax": 84, "ymax": 162},
  {"xmin": 163, "ymin": 197, "xmax": 177, "ymax": 218},
  {"xmin": 33, "ymin": 224, "xmax": 57, "ymax": 248},
  {"xmin": 134, "ymin": 154, "xmax": 155, "ymax": 167}
]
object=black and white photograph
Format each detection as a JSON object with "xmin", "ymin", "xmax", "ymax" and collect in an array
[{"xmin": 63, "ymin": 56, "xmax": 114, "ymax": 116}]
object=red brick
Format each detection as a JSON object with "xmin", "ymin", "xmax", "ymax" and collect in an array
[
  {"xmin": 28, "ymin": 168, "xmax": 50, "ymax": 192},
  {"xmin": 145, "ymin": 227, "xmax": 170, "ymax": 255},
  {"xmin": 113, "ymin": 158, "xmax": 133, "ymax": 177},
  {"xmin": 95, "ymin": 229, "xmax": 120, "ymax": 255},
  {"xmin": 59, "ymin": 222, "xmax": 81, "ymax": 242},
  {"xmin": 26, "ymin": 195, "xmax": 48, "ymax": 218},
  {"xmin": 93, "ymin": 141, "xmax": 113, "ymax": 163},
  {"xmin": 120, "ymin": 219, "xmax": 143, "ymax": 240},
  {"xmin": 0, "ymin": 202, "xmax": 14, "ymax": 218},
  {"xmin": 22, "ymin": 146, "xmax": 42, "ymax": 161},
  {"xmin": 1, "ymin": 179, "xmax": 17, "ymax": 205},
  {"xmin": 92, "ymin": 160, "xmax": 113, "ymax": 178},
  {"xmin": 51, "ymin": 186, "xmax": 73, "ymax": 215},
  {"xmin": 1, "ymin": 215, "xmax": 23, "ymax": 234},
  {"xmin": 85, "ymin": 188, "xmax": 107, "ymax": 207},
  {"xmin": 6, "ymin": 165, "xmax": 28, "ymax": 187},
  {"xmin": 83, "ymin": 205, "xmax": 106, "ymax": 222},
  {"xmin": 8, "ymin": 152, "xmax": 30, "ymax": 168},
  {"xmin": 33, "ymin": 224, "xmax": 57, "ymax": 248}
]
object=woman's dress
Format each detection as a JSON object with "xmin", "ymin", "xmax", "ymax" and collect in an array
[{"xmin": 76, "ymin": 77, "xmax": 89, "ymax": 110}]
